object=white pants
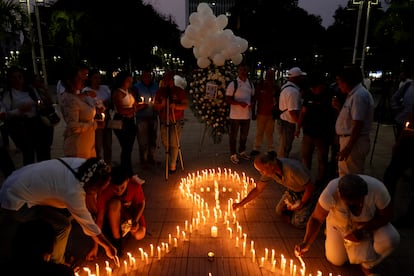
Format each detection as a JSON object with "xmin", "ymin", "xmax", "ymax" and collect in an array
[
  {"xmin": 325, "ymin": 222, "xmax": 400, "ymax": 269},
  {"xmin": 338, "ymin": 135, "xmax": 370, "ymax": 176}
]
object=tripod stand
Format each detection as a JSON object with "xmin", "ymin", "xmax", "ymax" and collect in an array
[{"xmin": 164, "ymin": 90, "xmax": 184, "ymax": 180}]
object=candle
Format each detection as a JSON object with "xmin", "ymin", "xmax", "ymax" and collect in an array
[
  {"xmin": 165, "ymin": 243, "xmax": 169, "ymax": 253},
  {"xmin": 176, "ymin": 226, "xmax": 180, "ymax": 238},
  {"xmin": 228, "ymin": 227, "xmax": 233, "ymax": 239},
  {"xmin": 271, "ymin": 260, "xmax": 276, "ymax": 272},
  {"xmin": 235, "ymin": 237, "xmax": 239, "ymax": 247},
  {"xmin": 149, "ymin": 97, "xmax": 152, "ymax": 103},
  {"xmin": 290, "ymin": 259, "xmax": 293, "ymax": 275},
  {"xmin": 271, "ymin": 249, "xmax": 275, "ymax": 263},
  {"xmin": 83, "ymin": 267, "xmax": 91, "ymax": 276},
  {"xmin": 95, "ymin": 263, "xmax": 100, "ymax": 276},
  {"xmin": 144, "ymin": 252, "xmax": 149, "ymax": 265},
  {"xmin": 243, "ymin": 242, "xmax": 246, "ymax": 256},
  {"xmin": 131, "ymin": 257, "xmax": 136, "ymax": 269},
  {"xmin": 185, "ymin": 220, "xmax": 188, "ymax": 231},
  {"xmin": 150, "ymin": 244, "xmax": 154, "ymax": 257},
  {"xmin": 265, "ymin": 248, "xmax": 268, "ymax": 261},
  {"xmin": 211, "ymin": 226, "xmax": 218, "ymax": 237},
  {"xmin": 123, "ymin": 260, "xmax": 128, "ymax": 274},
  {"xmin": 139, "ymin": 247, "xmax": 144, "ymax": 260},
  {"xmin": 168, "ymin": 234, "xmax": 172, "ymax": 244},
  {"xmin": 140, "ymin": 96, "xmax": 144, "ymax": 102},
  {"xmin": 127, "ymin": 252, "xmax": 132, "ymax": 266},
  {"xmin": 174, "ymin": 238, "xmax": 178, "ymax": 247},
  {"xmin": 182, "ymin": 231, "xmax": 186, "ymax": 240},
  {"xmin": 105, "ymin": 267, "xmax": 112, "ymax": 276},
  {"xmin": 260, "ymin": 257, "xmax": 264, "ymax": 267},
  {"xmin": 252, "ymin": 249, "xmax": 255, "ymax": 263},
  {"xmin": 250, "ymin": 240, "xmax": 254, "ymax": 252},
  {"xmin": 158, "ymin": 246, "xmax": 161, "ymax": 260},
  {"xmin": 189, "ymin": 224, "xmax": 193, "ymax": 233},
  {"xmin": 243, "ymin": 233, "xmax": 247, "ymax": 244}
]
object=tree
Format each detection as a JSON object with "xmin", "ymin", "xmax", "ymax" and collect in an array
[{"xmin": 0, "ymin": 0, "xmax": 28, "ymax": 71}]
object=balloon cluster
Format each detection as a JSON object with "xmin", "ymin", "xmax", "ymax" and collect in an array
[{"xmin": 180, "ymin": 2, "xmax": 248, "ymax": 68}]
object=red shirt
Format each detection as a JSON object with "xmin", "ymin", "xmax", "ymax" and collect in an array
[
  {"xmin": 97, "ymin": 179, "xmax": 146, "ymax": 227},
  {"xmin": 155, "ymin": 86, "xmax": 187, "ymax": 122}
]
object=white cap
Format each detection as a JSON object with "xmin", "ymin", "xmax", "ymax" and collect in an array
[{"xmin": 287, "ymin": 67, "xmax": 307, "ymax": 78}]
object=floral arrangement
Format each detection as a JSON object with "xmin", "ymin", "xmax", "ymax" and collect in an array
[{"xmin": 188, "ymin": 61, "xmax": 237, "ymax": 143}]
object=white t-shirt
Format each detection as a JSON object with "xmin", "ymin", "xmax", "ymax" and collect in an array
[
  {"xmin": 226, "ymin": 78, "xmax": 254, "ymax": 120},
  {"xmin": 319, "ymin": 175, "xmax": 390, "ymax": 234},
  {"xmin": 279, "ymin": 82, "xmax": 301, "ymax": 123},
  {"xmin": 0, "ymin": 158, "xmax": 102, "ymax": 236}
]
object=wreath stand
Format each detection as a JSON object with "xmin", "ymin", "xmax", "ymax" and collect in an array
[{"xmin": 198, "ymin": 124, "xmax": 209, "ymax": 152}]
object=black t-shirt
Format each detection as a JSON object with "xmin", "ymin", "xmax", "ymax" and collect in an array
[{"xmin": 302, "ymin": 90, "xmax": 336, "ymax": 137}]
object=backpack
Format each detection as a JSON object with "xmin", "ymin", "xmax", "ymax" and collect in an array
[
  {"xmin": 231, "ymin": 79, "xmax": 253, "ymax": 99},
  {"xmin": 272, "ymin": 84, "xmax": 294, "ymax": 120}
]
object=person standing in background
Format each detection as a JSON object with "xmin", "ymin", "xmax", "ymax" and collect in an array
[
  {"xmin": 250, "ymin": 69, "xmax": 279, "ymax": 157},
  {"xmin": 133, "ymin": 69, "xmax": 159, "ymax": 168},
  {"xmin": 225, "ymin": 63, "xmax": 255, "ymax": 164},
  {"xmin": 85, "ymin": 69, "xmax": 113, "ymax": 165},
  {"xmin": 60, "ymin": 65, "xmax": 99, "ymax": 159},
  {"xmin": 334, "ymin": 65, "xmax": 374, "ymax": 176},
  {"xmin": 277, "ymin": 67, "xmax": 306, "ymax": 158}
]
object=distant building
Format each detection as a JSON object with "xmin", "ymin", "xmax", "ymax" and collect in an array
[{"xmin": 187, "ymin": 0, "xmax": 236, "ymax": 24}]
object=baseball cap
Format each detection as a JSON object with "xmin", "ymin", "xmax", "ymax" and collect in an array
[{"xmin": 287, "ymin": 67, "xmax": 307, "ymax": 78}]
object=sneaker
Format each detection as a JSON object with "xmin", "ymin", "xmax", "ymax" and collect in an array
[
  {"xmin": 239, "ymin": 151, "xmax": 251, "ymax": 161},
  {"xmin": 250, "ymin": 150, "xmax": 260, "ymax": 157},
  {"xmin": 230, "ymin": 154, "xmax": 239, "ymax": 164},
  {"xmin": 132, "ymin": 175, "xmax": 146, "ymax": 185}
]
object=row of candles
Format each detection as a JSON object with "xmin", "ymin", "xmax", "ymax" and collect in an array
[{"xmin": 77, "ymin": 168, "xmax": 339, "ymax": 276}]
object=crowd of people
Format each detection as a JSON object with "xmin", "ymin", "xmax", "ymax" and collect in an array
[{"xmin": 0, "ymin": 61, "xmax": 412, "ymax": 275}]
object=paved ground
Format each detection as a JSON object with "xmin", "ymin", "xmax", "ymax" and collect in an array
[{"xmin": 2, "ymin": 92, "xmax": 413, "ymax": 276}]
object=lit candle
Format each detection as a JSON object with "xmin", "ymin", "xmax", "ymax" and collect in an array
[
  {"xmin": 144, "ymin": 252, "xmax": 149, "ymax": 265},
  {"xmin": 168, "ymin": 234, "xmax": 172, "ymax": 244},
  {"xmin": 127, "ymin": 252, "xmax": 132, "ymax": 266},
  {"xmin": 165, "ymin": 243, "xmax": 169, "ymax": 253},
  {"xmin": 149, "ymin": 97, "xmax": 152, "ymax": 103},
  {"xmin": 235, "ymin": 236, "xmax": 239, "ymax": 247},
  {"xmin": 158, "ymin": 246, "xmax": 161, "ymax": 260},
  {"xmin": 174, "ymin": 238, "xmax": 178, "ymax": 247},
  {"xmin": 83, "ymin": 267, "xmax": 91, "ymax": 276},
  {"xmin": 131, "ymin": 257, "xmax": 136, "ymax": 269},
  {"xmin": 260, "ymin": 257, "xmax": 264, "ymax": 267},
  {"xmin": 185, "ymin": 220, "xmax": 188, "ymax": 231},
  {"xmin": 189, "ymin": 224, "xmax": 193, "ymax": 233},
  {"xmin": 123, "ymin": 260, "xmax": 128, "ymax": 275},
  {"xmin": 176, "ymin": 226, "xmax": 180, "ymax": 238},
  {"xmin": 139, "ymin": 247, "xmax": 144, "ymax": 260},
  {"xmin": 105, "ymin": 267, "xmax": 112, "ymax": 276},
  {"xmin": 243, "ymin": 242, "xmax": 246, "ymax": 256},
  {"xmin": 211, "ymin": 226, "xmax": 218, "ymax": 237},
  {"xmin": 252, "ymin": 249, "xmax": 255, "ymax": 263},
  {"xmin": 317, "ymin": 271, "xmax": 322, "ymax": 276},
  {"xmin": 150, "ymin": 244, "xmax": 154, "ymax": 257},
  {"xmin": 250, "ymin": 240, "xmax": 254, "ymax": 252},
  {"xmin": 228, "ymin": 227, "xmax": 233, "ymax": 239},
  {"xmin": 140, "ymin": 96, "xmax": 144, "ymax": 102},
  {"xmin": 243, "ymin": 233, "xmax": 247, "ymax": 244},
  {"xmin": 182, "ymin": 231, "xmax": 186, "ymax": 240},
  {"xmin": 271, "ymin": 249, "xmax": 275, "ymax": 263},
  {"xmin": 271, "ymin": 260, "xmax": 276, "ymax": 272},
  {"xmin": 265, "ymin": 248, "xmax": 268, "ymax": 261},
  {"xmin": 95, "ymin": 263, "xmax": 100, "ymax": 276},
  {"xmin": 290, "ymin": 259, "xmax": 293, "ymax": 275}
]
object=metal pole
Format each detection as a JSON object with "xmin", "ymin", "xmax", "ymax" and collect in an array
[
  {"xmin": 34, "ymin": 1, "xmax": 48, "ymax": 87},
  {"xmin": 352, "ymin": 1, "xmax": 364, "ymax": 65},
  {"xmin": 24, "ymin": 0, "xmax": 38, "ymax": 75},
  {"xmin": 361, "ymin": 1, "xmax": 372, "ymax": 74}
]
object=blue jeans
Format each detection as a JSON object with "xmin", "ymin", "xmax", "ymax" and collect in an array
[{"xmin": 229, "ymin": 119, "xmax": 250, "ymax": 155}]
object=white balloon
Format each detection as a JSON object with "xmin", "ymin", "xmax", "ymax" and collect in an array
[
  {"xmin": 193, "ymin": 47, "xmax": 200, "ymax": 59},
  {"xmin": 231, "ymin": 54, "xmax": 243, "ymax": 65},
  {"xmin": 239, "ymin": 38, "xmax": 249, "ymax": 53},
  {"xmin": 185, "ymin": 25, "xmax": 200, "ymax": 41},
  {"xmin": 180, "ymin": 36, "xmax": 193, "ymax": 49},
  {"xmin": 213, "ymin": 54, "xmax": 225, "ymax": 66},
  {"xmin": 223, "ymin": 29, "xmax": 234, "ymax": 38},
  {"xmin": 198, "ymin": 43, "xmax": 212, "ymax": 58},
  {"xmin": 216, "ymin": 14, "xmax": 228, "ymax": 30},
  {"xmin": 197, "ymin": 3, "xmax": 213, "ymax": 16},
  {"xmin": 189, "ymin": 12, "xmax": 201, "ymax": 26},
  {"xmin": 197, "ymin": 57, "xmax": 211, "ymax": 68}
]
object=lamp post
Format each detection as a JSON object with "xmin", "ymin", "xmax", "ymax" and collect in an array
[
  {"xmin": 351, "ymin": 0, "xmax": 379, "ymax": 75},
  {"xmin": 19, "ymin": 0, "xmax": 48, "ymax": 86}
]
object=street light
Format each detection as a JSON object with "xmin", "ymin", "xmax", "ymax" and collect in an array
[
  {"xmin": 19, "ymin": 0, "xmax": 48, "ymax": 86},
  {"xmin": 351, "ymin": 0, "xmax": 379, "ymax": 75}
]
